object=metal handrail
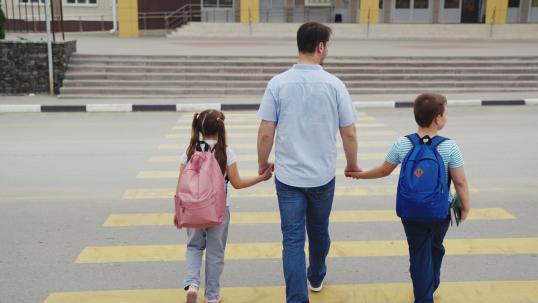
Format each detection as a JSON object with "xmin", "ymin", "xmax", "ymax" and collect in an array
[{"xmin": 164, "ymin": 3, "xmax": 201, "ymax": 30}]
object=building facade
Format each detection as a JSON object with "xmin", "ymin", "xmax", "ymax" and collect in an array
[{"xmin": 2, "ymin": 0, "xmax": 537, "ymax": 36}]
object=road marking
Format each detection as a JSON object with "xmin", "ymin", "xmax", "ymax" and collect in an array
[
  {"xmin": 103, "ymin": 208, "xmax": 514, "ymax": 227},
  {"xmin": 176, "ymin": 116, "xmax": 377, "ymax": 124},
  {"xmin": 122, "ymin": 185, "xmax": 398, "ymax": 199},
  {"xmin": 43, "ymin": 280, "xmax": 538, "ymax": 303},
  {"xmin": 159, "ymin": 141, "xmax": 393, "ymax": 150},
  {"xmin": 75, "ymin": 237, "xmax": 538, "ymax": 263},
  {"xmin": 172, "ymin": 123, "xmax": 387, "ymax": 131},
  {"xmin": 165, "ymin": 130, "xmax": 397, "ymax": 139},
  {"xmin": 148, "ymin": 153, "xmax": 387, "ymax": 163}
]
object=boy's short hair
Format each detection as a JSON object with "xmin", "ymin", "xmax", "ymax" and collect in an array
[
  {"xmin": 413, "ymin": 93, "xmax": 447, "ymax": 127},
  {"xmin": 297, "ymin": 22, "xmax": 332, "ymax": 54}
]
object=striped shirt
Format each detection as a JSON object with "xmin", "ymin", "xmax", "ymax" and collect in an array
[{"xmin": 386, "ymin": 135, "xmax": 465, "ymax": 201}]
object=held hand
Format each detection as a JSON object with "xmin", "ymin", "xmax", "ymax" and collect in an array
[
  {"xmin": 344, "ymin": 164, "xmax": 362, "ymax": 177},
  {"xmin": 261, "ymin": 166, "xmax": 273, "ymax": 181},
  {"xmin": 345, "ymin": 171, "xmax": 363, "ymax": 179},
  {"xmin": 259, "ymin": 162, "xmax": 274, "ymax": 175}
]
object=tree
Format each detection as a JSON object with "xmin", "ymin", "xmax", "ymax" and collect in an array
[{"xmin": 0, "ymin": 6, "xmax": 6, "ymax": 40}]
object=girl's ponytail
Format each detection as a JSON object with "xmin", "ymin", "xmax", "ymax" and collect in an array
[
  {"xmin": 214, "ymin": 114, "xmax": 227, "ymax": 175},
  {"xmin": 186, "ymin": 112, "xmax": 200, "ymax": 162}
]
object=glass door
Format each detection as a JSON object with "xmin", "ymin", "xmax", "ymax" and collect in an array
[
  {"xmin": 460, "ymin": 0, "xmax": 479, "ymax": 22},
  {"xmin": 392, "ymin": 0, "xmax": 432, "ymax": 23},
  {"xmin": 440, "ymin": 0, "xmax": 461, "ymax": 23}
]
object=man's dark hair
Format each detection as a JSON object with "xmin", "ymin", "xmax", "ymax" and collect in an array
[
  {"xmin": 413, "ymin": 92, "xmax": 447, "ymax": 128},
  {"xmin": 297, "ymin": 22, "xmax": 332, "ymax": 54}
]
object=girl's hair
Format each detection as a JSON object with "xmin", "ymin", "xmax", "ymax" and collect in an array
[{"xmin": 186, "ymin": 109, "xmax": 227, "ymax": 174}]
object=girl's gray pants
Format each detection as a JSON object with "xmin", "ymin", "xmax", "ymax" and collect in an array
[{"xmin": 183, "ymin": 207, "xmax": 230, "ymax": 301}]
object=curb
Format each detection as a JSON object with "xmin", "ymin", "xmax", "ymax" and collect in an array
[{"xmin": 0, "ymin": 99, "xmax": 536, "ymax": 113}]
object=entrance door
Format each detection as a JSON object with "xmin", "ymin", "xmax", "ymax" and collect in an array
[
  {"xmin": 440, "ymin": 0, "xmax": 462, "ymax": 23},
  {"xmin": 507, "ymin": 0, "xmax": 520, "ymax": 23},
  {"xmin": 460, "ymin": 0, "xmax": 479, "ymax": 22},
  {"xmin": 392, "ymin": 0, "xmax": 432, "ymax": 23},
  {"xmin": 531, "ymin": 0, "xmax": 538, "ymax": 22}
]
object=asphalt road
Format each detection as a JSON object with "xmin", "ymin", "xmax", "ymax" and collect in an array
[{"xmin": 1, "ymin": 106, "xmax": 537, "ymax": 303}]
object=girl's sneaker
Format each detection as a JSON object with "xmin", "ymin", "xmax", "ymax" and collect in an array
[
  {"xmin": 185, "ymin": 285, "xmax": 199, "ymax": 303},
  {"xmin": 206, "ymin": 297, "xmax": 222, "ymax": 303}
]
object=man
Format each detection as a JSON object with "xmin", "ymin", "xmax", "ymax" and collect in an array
[{"xmin": 256, "ymin": 22, "xmax": 361, "ymax": 303}]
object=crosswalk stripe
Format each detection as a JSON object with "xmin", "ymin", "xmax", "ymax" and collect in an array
[
  {"xmin": 103, "ymin": 208, "xmax": 515, "ymax": 227},
  {"xmin": 176, "ymin": 116, "xmax": 378, "ymax": 124},
  {"xmin": 159, "ymin": 141, "xmax": 393, "ymax": 150},
  {"xmin": 122, "ymin": 185, "xmax": 402, "ymax": 199},
  {"xmin": 172, "ymin": 123, "xmax": 386, "ymax": 131},
  {"xmin": 177, "ymin": 111, "xmax": 368, "ymax": 120},
  {"xmin": 136, "ymin": 169, "xmax": 399, "ymax": 179},
  {"xmin": 42, "ymin": 280, "xmax": 538, "ymax": 303},
  {"xmin": 75, "ymin": 238, "xmax": 538, "ymax": 263},
  {"xmin": 166, "ymin": 130, "xmax": 397, "ymax": 139},
  {"xmin": 148, "ymin": 153, "xmax": 387, "ymax": 163}
]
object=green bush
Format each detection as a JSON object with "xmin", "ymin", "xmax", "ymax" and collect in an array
[{"xmin": 0, "ymin": 6, "xmax": 6, "ymax": 40}]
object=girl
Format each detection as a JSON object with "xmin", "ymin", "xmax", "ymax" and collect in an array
[{"xmin": 179, "ymin": 109, "xmax": 273, "ymax": 303}]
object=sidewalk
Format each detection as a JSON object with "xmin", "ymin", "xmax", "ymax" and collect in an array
[{"xmin": 2, "ymin": 32, "xmax": 538, "ymax": 111}]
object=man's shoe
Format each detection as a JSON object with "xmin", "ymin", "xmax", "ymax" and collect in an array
[
  {"xmin": 308, "ymin": 281, "xmax": 323, "ymax": 292},
  {"xmin": 206, "ymin": 297, "xmax": 222, "ymax": 303},
  {"xmin": 185, "ymin": 285, "xmax": 199, "ymax": 303}
]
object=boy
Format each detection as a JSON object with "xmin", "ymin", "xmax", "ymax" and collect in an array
[{"xmin": 345, "ymin": 92, "xmax": 471, "ymax": 303}]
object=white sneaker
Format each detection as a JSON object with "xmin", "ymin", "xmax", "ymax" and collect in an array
[
  {"xmin": 185, "ymin": 285, "xmax": 199, "ymax": 303},
  {"xmin": 206, "ymin": 297, "xmax": 222, "ymax": 303},
  {"xmin": 308, "ymin": 281, "xmax": 323, "ymax": 292}
]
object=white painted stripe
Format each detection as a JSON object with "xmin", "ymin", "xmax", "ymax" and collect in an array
[
  {"xmin": 176, "ymin": 103, "xmax": 221, "ymax": 111},
  {"xmin": 448, "ymin": 99, "xmax": 481, "ymax": 107},
  {"xmin": 355, "ymin": 101, "xmax": 395, "ymax": 108},
  {"xmin": 0, "ymin": 104, "xmax": 41, "ymax": 113},
  {"xmin": 86, "ymin": 104, "xmax": 133, "ymax": 112},
  {"xmin": 524, "ymin": 98, "xmax": 538, "ymax": 105}
]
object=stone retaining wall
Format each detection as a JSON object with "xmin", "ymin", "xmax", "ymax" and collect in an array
[{"xmin": 0, "ymin": 40, "xmax": 76, "ymax": 95}]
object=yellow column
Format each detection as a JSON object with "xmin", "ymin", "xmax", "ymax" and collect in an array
[
  {"xmin": 118, "ymin": 0, "xmax": 139, "ymax": 38},
  {"xmin": 240, "ymin": 0, "xmax": 260, "ymax": 23},
  {"xmin": 485, "ymin": 0, "xmax": 508, "ymax": 24},
  {"xmin": 359, "ymin": 0, "xmax": 379, "ymax": 24}
]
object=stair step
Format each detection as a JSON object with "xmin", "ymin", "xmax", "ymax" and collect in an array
[
  {"xmin": 61, "ymin": 79, "xmax": 538, "ymax": 88},
  {"xmin": 59, "ymin": 86, "xmax": 538, "ymax": 96}
]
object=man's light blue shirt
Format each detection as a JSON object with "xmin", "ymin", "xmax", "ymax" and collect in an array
[{"xmin": 257, "ymin": 64, "xmax": 357, "ymax": 188}]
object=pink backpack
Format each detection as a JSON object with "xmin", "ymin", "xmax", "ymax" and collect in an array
[{"xmin": 174, "ymin": 144, "xmax": 226, "ymax": 229}]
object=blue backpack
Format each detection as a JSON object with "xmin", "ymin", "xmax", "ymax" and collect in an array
[{"xmin": 396, "ymin": 134, "xmax": 450, "ymax": 221}]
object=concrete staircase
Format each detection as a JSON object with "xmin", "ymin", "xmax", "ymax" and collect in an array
[{"xmin": 59, "ymin": 54, "xmax": 538, "ymax": 98}]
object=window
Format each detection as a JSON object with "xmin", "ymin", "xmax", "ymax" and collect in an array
[
  {"xmin": 414, "ymin": 0, "xmax": 428, "ymax": 9},
  {"xmin": 65, "ymin": 0, "xmax": 97, "ymax": 4},
  {"xmin": 220, "ymin": 0, "xmax": 233, "ymax": 8},
  {"xmin": 395, "ymin": 0, "xmax": 410, "ymax": 9},
  {"xmin": 444, "ymin": 0, "xmax": 459, "ymax": 9},
  {"xmin": 202, "ymin": 0, "xmax": 232, "ymax": 7},
  {"xmin": 533, "ymin": 0, "xmax": 538, "ymax": 7},
  {"xmin": 379, "ymin": 0, "xmax": 383, "ymax": 9},
  {"xmin": 508, "ymin": 0, "xmax": 519, "ymax": 7}
]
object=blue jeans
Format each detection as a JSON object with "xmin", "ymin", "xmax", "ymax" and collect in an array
[
  {"xmin": 402, "ymin": 217, "xmax": 450, "ymax": 303},
  {"xmin": 275, "ymin": 177, "xmax": 335, "ymax": 303}
]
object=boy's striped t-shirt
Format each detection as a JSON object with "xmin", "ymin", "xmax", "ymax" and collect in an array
[{"xmin": 386, "ymin": 135, "xmax": 465, "ymax": 200}]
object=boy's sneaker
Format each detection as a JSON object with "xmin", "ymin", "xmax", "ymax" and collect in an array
[
  {"xmin": 308, "ymin": 281, "xmax": 323, "ymax": 292},
  {"xmin": 206, "ymin": 297, "xmax": 222, "ymax": 303},
  {"xmin": 185, "ymin": 285, "xmax": 199, "ymax": 303}
]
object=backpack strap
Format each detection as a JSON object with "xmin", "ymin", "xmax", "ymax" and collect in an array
[
  {"xmin": 431, "ymin": 135, "xmax": 448, "ymax": 148},
  {"xmin": 196, "ymin": 140, "xmax": 211, "ymax": 152},
  {"xmin": 405, "ymin": 133, "xmax": 421, "ymax": 146}
]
